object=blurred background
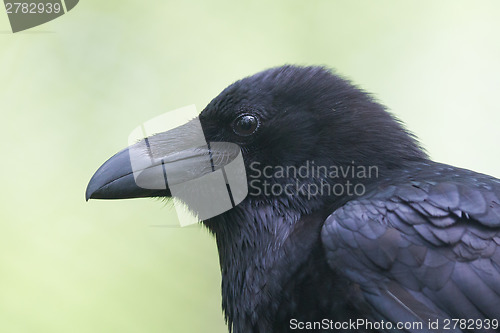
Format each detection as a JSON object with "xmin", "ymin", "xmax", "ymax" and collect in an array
[{"xmin": 1, "ymin": 1, "xmax": 499, "ymax": 332}]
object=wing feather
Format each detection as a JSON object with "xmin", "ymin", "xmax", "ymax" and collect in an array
[{"xmin": 322, "ymin": 178, "xmax": 500, "ymax": 332}]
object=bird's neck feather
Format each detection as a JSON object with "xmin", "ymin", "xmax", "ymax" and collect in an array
[{"xmin": 204, "ymin": 199, "xmax": 328, "ymax": 332}]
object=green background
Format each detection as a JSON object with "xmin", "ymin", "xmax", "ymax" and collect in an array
[{"xmin": 1, "ymin": 1, "xmax": 499, "ymax": 332}]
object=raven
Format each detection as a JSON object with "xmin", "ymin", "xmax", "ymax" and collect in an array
[{"xmin": 86, "ymin": 66, "xmax": 500, "ymax": 332}]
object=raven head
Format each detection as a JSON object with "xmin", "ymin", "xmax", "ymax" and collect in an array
[{"xmin": 86, "ymin": 65, "xmax": 427, "ymax": 215}]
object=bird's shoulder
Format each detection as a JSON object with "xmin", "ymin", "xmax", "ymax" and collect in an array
[
  {"xmin": 323, "ymin": 162, "xmax": 500, "ymax": 248},
  {"xmin": 320, "ymin": 162, "xmax": 500, "ymax": 330}
]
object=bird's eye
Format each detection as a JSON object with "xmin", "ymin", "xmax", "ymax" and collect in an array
[{"xmin": 232, "ymin": 114, "xmax": 259, "ymax": 136}]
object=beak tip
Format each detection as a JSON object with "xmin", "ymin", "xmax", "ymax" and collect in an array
[
  {"xmin": 85, "ymin": 148, "xmax": 135, "ymax": 201},
  {"xmin": 85, "ymin": 183, "xmax": 98, "ymax": 201}
]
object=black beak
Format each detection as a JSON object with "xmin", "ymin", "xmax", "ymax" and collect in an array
[
  {"xmin": 85, "ymin": 147, "xmax": 170, "ymax": 201},
  {"xmin": 86, "ymin": 119, "xmax": 246, "ymax": 205}
]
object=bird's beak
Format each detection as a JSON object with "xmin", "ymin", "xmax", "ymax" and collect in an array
[
  {"xmin": 85, "ymin": 145, "xmax": 171, "ymax": 201},
  {"xmin": 86, "ymin": 119, "xmax": 246, "ymax": 204}
]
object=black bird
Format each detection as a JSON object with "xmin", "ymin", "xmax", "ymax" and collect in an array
[{"xmin": 86, "ymin": 66, "xmax": 500, "ymax": 332}]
